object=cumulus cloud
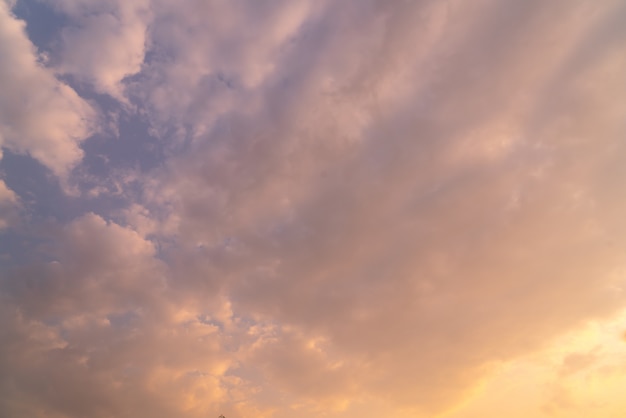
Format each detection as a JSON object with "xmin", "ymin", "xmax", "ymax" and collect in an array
[
  {"xmin": 1, "ymin": 0, "xmax": 626, "ymax": 417},
  {"xmin": 46, "ymin": 0, "xmax": 151, "ymax": 101},
  {"xmin": 0, "ymin": 1, "xmax": 95, "ymax": 177},
  {"xmin": 0, "ymin": 214, "xmax": 252, "ymax": 418}
]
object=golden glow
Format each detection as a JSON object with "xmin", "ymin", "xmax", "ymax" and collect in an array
[{"xmin": 0, "ymin": 0, "xmax": 625, "ymax": 417}]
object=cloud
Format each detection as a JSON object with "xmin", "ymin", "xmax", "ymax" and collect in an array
[
  {"xmin": 1, "ymin": 0, "xmax": 626, "ymax": 417},
  {"xmin": 129, "ymin": 0, "xmax": 323, "ymax": 142},
  {"xmin": 0, "ymin": 214, "xmax": 252, "ymax": 418},
  {"xmin": 0, "ymin": 180, "xmax": 19, "ymax": 229},
  {"xmin": 48, "ymin": 0, "xmax": 151, "ymax": 101},
  {"xmin": 135, "ymin": 0, "xmax": 626, "ymax": 413},
  {"xmin": 0, "ymin": 1, "xmax": 95, "ymax": 178}
]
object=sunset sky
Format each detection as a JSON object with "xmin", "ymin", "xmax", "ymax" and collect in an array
[{"xmin": 1, "ymin": 0, "xmax": 626, "ymax": 417}]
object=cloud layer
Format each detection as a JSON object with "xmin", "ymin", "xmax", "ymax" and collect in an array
[{"xmin": 1, "ymin": 0, "xmax": 626, "ymax": 417}]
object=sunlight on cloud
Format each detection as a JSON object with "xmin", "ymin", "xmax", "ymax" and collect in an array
[
  {"xmin": 1, "ymin": 0, "xmax": 626, "ymax": 417},
  {"xmin": 0, "ymin": 1, "xmax": 95, "ymax": 178},
  {"xmin": 448, "ymin": 308, "xmax": 626, "ymax": 418},
  {"xmin": 0, "ymin": 180, "xmax": 19, "ymax": 229}
]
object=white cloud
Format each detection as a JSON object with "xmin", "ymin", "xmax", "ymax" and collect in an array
[
  {"xmin": 0, "ymin": 1, "xmax": 95, "ymax": 178},
  {"xmin": 47, "ymin": 0, "xmax": 151, "ymax": 100}
]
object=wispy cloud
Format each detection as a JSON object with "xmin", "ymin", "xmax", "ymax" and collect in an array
[{"xmin": 1, "ymin": 0, "xmax": 626, "ymax": 417}]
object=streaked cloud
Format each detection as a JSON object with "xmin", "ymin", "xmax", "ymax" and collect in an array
[{"xmin": 1, "ymin": 0, "xmax": 626, "ymax": 417}]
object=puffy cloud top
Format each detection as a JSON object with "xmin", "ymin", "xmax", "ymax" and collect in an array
[{"xmin": 0, "ymin": 1, "xmax": 95, "ymax": 177}]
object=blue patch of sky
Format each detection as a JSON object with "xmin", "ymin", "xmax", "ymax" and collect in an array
[
  {"xmin": 4, "ymin": 0, "xmax": 169, "ymax": 216},
  {"xmin": 0, "ymin": 228, "xmax": 38, "ymax": 268},
  {"xmin": 12, "ymin": 0, "xmax": 69, "ymax": 58},
  {"xmin": 1, "ymin": 151, "xmax": 84, "ymax": 222},
  {"xmin": 83, "ymin": 110, "xmax": 166, "ymax": 174},
  {"xmin": 1, "ymin": 0, "xmax": 173, "ymax": 269},
  {"xmin": 107, "ymin": 309, "xmax": 141, "ymax": 329}
]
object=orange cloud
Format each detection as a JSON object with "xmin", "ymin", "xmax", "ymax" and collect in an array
[{"xmin": 1, "ymin": 0, "xmax": 626, "ymax": 417}]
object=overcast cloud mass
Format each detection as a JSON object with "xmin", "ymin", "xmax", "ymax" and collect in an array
[{"xmin": 1, "ymin": 0, "xmax": 626, "ymax": 417}]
